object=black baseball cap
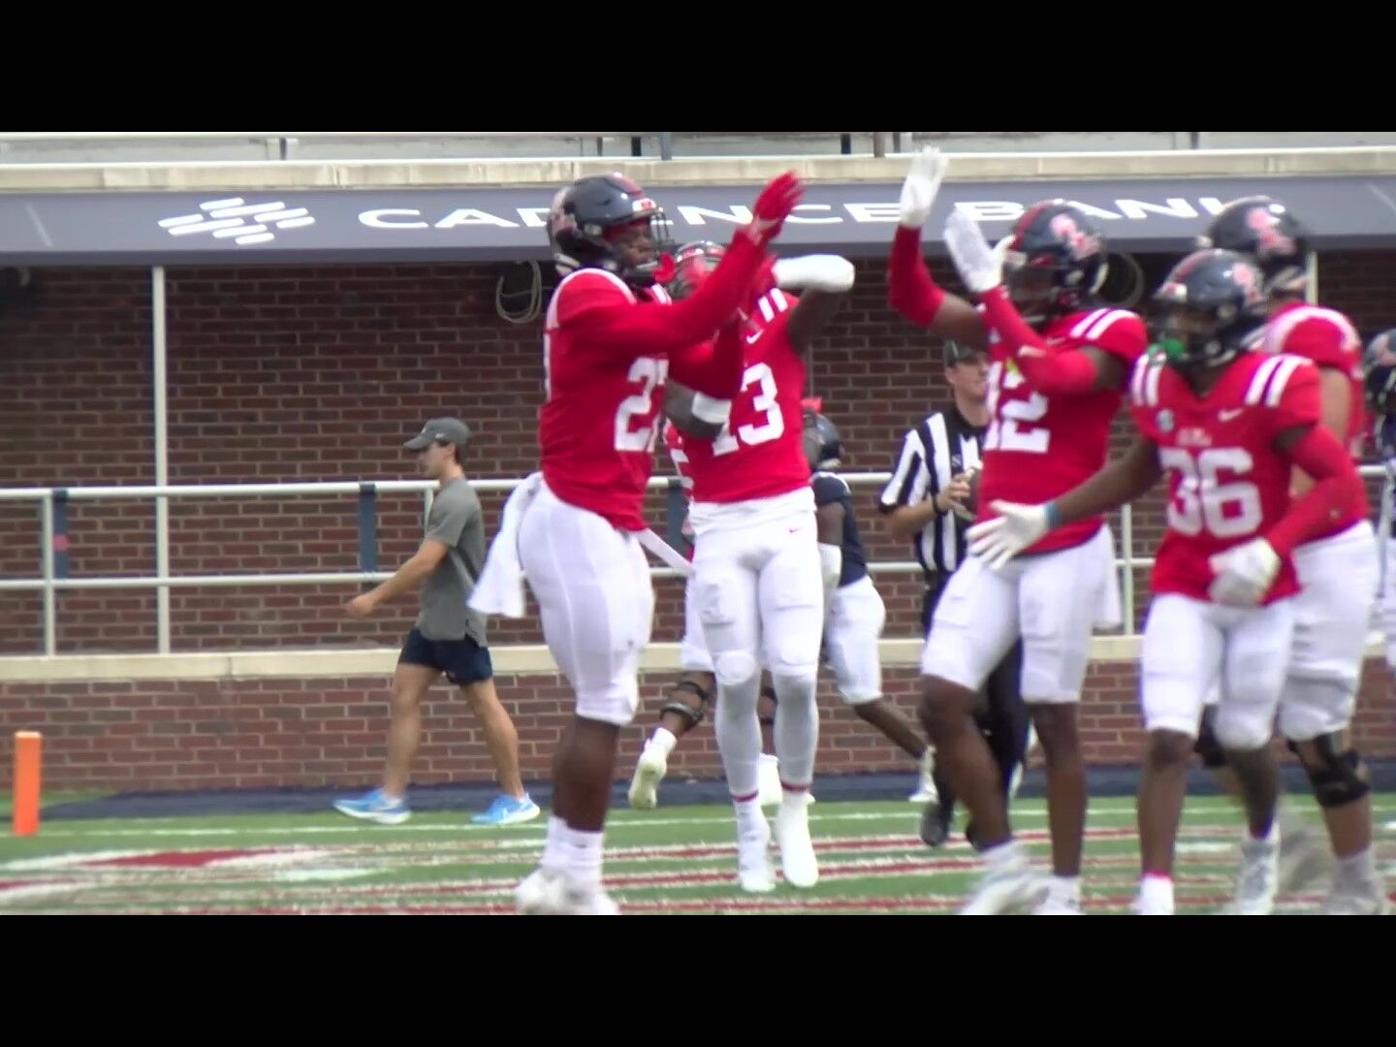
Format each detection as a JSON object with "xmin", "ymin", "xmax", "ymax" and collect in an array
[
  {"xmin": 404, "ymin": 417, "xmax": 472, "ymax": 451},
  {"xmin": 943, "ymin": 340, "xmax": 986, "ymax": 366}
]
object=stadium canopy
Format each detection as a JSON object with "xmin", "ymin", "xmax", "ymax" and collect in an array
[{"xmin": 3, "ymin": 175, "xmax": 1395, "ymax": 265}]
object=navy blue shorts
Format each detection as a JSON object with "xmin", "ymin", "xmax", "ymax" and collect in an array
[{"xmin": 399, "ymin": 628, "xmax": 493, "ymax": 686}]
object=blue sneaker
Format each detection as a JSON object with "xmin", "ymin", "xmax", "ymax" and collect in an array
[
  {"xmin": 333, "ymin": 787, "xmax": 410, "ymax": 825},
  {"xmin": 471, "ymin": 793, "xmax": 541, "ymax": 826}
]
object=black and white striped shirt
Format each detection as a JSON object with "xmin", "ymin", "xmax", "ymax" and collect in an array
[{"xmin": 879, "ymin": 405, "xmax": 986, "ymax": 576}]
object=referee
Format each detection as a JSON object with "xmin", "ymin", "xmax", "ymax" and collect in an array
[{"xmin": 879, "ymin": 340, "xmax": 1031, "ymax": 848}]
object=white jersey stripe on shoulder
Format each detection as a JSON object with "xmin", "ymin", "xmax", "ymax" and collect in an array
[
  {"xmin": 1145, "ymin": 357, "xmax": 1163, "ymax": 406},
  {"xmin": 1263, "ymin": 307, "xmax": 1307, "ymax": 353},
  {"xmin": 1331, "ymin": 310, "xmax": 1361, "ymax": 347},
  {"xmin": 1264, "ymin": 354, "xmax": 1307, "ymax": 408},
  {"xmin": 1070, "ymin": 308, "xmax": 1110, "ymax": 340},
  {"xmin": 1085, "ymin": 309, "xmax": 1132, "ymax": 342},
  {"xmin": 769, "ymin": 288, "xmax": 790, "ymax": 314},
  {"xmin": 758, "ymin": 294, "xmax": 776, "ymax": 322},
  {"xmin": 1129, "ymin": 353, "xmax": 1151, "ymax": 403},
  {"xmin": 1265, "ymin": 305, "xmax": 1361, "ymax": 355},
  {"xmin": 545, "ymin": 268, "xmax": 635, "ymax": 328},
  {"xmin": 1244, "ymin": 354, "xmax": 1286, "ymax": 405}
]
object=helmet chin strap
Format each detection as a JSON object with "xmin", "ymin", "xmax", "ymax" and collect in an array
[
  {"xmin": 602, "ymin": 254, "xmax": 660, "ymax": 288},
  {"xmin": 1159, "ymin": 333, "xmax": 1239, "ymax": 371},
  {"xmin": 1089, "ymin": 257, "xmax": 1109, "ymax": 294}
]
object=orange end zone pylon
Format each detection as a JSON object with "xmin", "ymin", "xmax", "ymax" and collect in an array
[{"xmin": 12, "ymin": 731, "xmax": 41, "ymax": 837}]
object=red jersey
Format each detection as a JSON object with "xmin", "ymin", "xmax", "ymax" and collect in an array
[
  {"xmin": 539, "ymin": 269, "xmax": 671, "ymax": 530},
  {"xmin": 977, "ymin": 306, "xmax": 1147, "ymax": 553},
  {"xmin": 680, "ymin": 287, "xmax": 812, "ymax": 505},
  {"xmin": 538, "ymin": 232, "xmax": 767, "ymax": 531},
  {"xmin": 1130, "ymin": 350, "xmax": 1322, "ymax": 604},
  {"xmin": 1261, "ymin": 301, "xmax": 1369, "ymax": 537}
]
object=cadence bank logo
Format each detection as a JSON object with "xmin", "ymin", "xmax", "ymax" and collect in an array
[{"xmin": 158, "ymin": 197, "xmax": 315, "ymax": 246}]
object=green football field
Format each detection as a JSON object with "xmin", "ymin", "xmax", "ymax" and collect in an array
[{"xmin": 2, "ymin": 793, "xmax": 1394, "ymax": 914}]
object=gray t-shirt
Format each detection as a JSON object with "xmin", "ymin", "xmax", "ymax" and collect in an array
[{"xmin": 416, "ymin": 477, "xmax": 488, "ymax": 645}]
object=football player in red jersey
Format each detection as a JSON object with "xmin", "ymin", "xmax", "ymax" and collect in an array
[
  {"xmin": 625, "ymin": 244, "xmax": 789, "ymax": 820},
  {"xmin": 630, "ymin": 384, "xmax": 933, "ymax": 834},
  {"xmin": 970, "ymin": 250, "xmax": 1364, "ymax": 914},
  {"xmin": 655, "ymin": 240, "xmax": 854, "ymax": 892},
  {"xmin": 889, "ymin": 148, "xmax": 1146, "ymax": 913},
  {"xmin": 1193, "ymin": 199, "xmax": 1385, "ymax": 914},
  {"xmin": 511, "ymin": 173, "xmax": 803, "ymax": 915},
  {"xmin": 622, "ymin": 398, "xmax": 784, "ymax": 816}
]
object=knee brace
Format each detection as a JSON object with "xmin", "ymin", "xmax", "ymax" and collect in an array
[
  {"xmin": 659, "ymin": 677, "xmax": 712, "ymax": 731},
  {"xmin": 1192, "ymin": 708, "xmax": 1227, "ymax": 770},
  {"xmin": 1289, "ymin": 733, "xmax": 1372, "ymax": 809}
]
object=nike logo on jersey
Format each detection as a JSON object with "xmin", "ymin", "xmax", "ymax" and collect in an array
[{"xmin": 1219, "ymin": 408, "xmax": 1245, "ymax": 422}]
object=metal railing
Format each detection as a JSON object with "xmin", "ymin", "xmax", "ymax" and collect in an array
[
  {"xmin": 0, "ymin": 131, "xmax": 903, "ymax": 164},
  {"xmin": 0, "ymin": 467, "xmax": 1390, "ymax": 656},
  {"xmin": 5, "ymin": 131, "xmax": 1311, "ymax": 165}
]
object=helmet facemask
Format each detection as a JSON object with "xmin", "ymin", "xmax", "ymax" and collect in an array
[{"xmin": 666, "ymin": 241, "xmax": 726, "ymax": 301}]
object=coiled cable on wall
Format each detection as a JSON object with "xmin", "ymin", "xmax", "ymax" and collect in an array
[{"xmin": 496, "ymin": 261, "xmax": 543, "ymax": 324}]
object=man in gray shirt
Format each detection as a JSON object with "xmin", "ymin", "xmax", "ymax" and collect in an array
[{"xmin": 333, "ymin": 417, "xmax": 539, "ymax": 827}]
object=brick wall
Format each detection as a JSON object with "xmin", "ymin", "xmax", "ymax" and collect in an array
[
  {"xmin": 2, "ymin": 661, "xmax": 1393, "ymax": 792},
  {"xmin": 2, "ymin": 254, "xmax": 1394, "ymax": 790}
]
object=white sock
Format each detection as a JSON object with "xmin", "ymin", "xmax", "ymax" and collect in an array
[
  {"xmin": 734, "ymin": 796, "xmax": 765, "ymax": 837},
  {"xmin": 649, "ymin": 727, "xmax": 677, "ymax": 756},
  {"xmin": 559, "ymin": 823, "xmax": 605, "ymax": 890},
  {"xmin": 1338, "ymin": 847, "xmax": 1376, "ymax": 880},
  {"xmin": 1047, "ymin": 875, "xmax": 1080, "ymax": 904},
  {"xmin": 1138, "ymin": 873, "xmax": 1174, "ymax": 913},
  {"xmin": 540, "ymin": 815, "xmax": 567, "ymax": 873},
  {"xmin": 779, "ymin": 788, "xmax": 812, "ymax": 816}
]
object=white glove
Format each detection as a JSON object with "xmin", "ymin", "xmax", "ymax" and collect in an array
[
  {"xmin": 899, "ymin": 147, "xmax": 947, "ymax": 229},
  {"xmin": 1206, "ymin": 538, "xmax": 1280, "ymax": 607},
  {"xmin": 690, "ymin": 392, "xmax": 732, "ymax": 426},
  {"xmin": 991, "ymin": 234, "xmax": 1015, "ymax": 271},
  {"xmin": 944, "ymin": 210, "xmax": 1003, "ymax": 294},
  {"xmin": 772, "ymin": 255, "xmax": 855, "ymax": 293},
  {"xmin": 966, "ymin": 500, "xmax": 1051, "ymax": 570}
]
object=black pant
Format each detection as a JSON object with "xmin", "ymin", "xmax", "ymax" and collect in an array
[{"xmin": 921, "ymin": 575, "xmax": 1031, "ymax": 811}]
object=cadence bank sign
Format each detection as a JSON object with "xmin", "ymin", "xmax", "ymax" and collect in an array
[
  {"xmin": 355, "ymin": 196, "xmax": 1240, "ymax": 232},
  {"xmin": 2, "ymin": 176, "xmax": 1394, "ymax": 264}
]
